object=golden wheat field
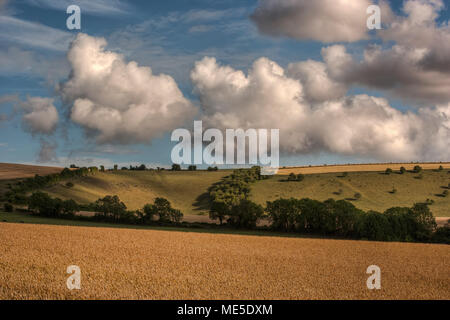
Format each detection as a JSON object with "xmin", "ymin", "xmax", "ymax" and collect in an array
[
  {"xmin": 277, "ymin": 162, "xmax": 450, "ymax": 175},
  {"xmin": 0, "ymin": 163, "xmax": 63, "ymax": 180},
  {"xmin": 0, "ymin": 223, "xmax": 448, "ymax": 300}
]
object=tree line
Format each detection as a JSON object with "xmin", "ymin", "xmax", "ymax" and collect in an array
[{"xmin": 27, "ymin": 192, "xmax": 183, "ymax": 225}]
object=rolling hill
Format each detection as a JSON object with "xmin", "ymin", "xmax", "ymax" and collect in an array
[
  {"xmin": 251, "ymin": 169, "xmax": 450, "ymax": 217},
  {"xmin": 1, "ymin": 163, "xmax": 449, "ymax": 217},
  {"xmin": 42, "ymin": 170, "xmax": 229, "ymax": 215}
]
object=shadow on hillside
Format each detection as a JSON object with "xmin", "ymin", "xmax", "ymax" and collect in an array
[
  {"xmin": 192, "ymin": 180, "xmax": 222, "ymax": 212},
  {"xmin": 192, "ymin": 192, "xmax": 211, "ymax": 212}
]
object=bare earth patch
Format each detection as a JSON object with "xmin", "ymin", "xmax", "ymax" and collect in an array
[{"xmin": 0, "ymin": 223, "xmax": 448, "ymax": 300}]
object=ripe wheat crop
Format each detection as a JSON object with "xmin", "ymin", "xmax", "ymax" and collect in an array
[{"xmin": 0, "ymin": 223, "xmax": 448, "ymax": 300}]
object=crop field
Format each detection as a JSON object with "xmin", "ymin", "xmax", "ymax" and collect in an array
[
  {"xmin": 252, "ymin": 170, "xmax": 450, "ymax": 217},
  {"xmin": 0, "ymin": 222, "xmax": 448, "ymax": 300},
  {"xmin": 0, "ymin": 163, "xmax": 63, "ymax": 180},
  {"xmin": 277, "ymin": 162, "xmax": 450, "ymax": 175}
]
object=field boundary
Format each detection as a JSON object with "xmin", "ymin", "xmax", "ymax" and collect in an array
[{"xmin": 278, "ymin": 162, "xmax": 450, "ymax": 175}]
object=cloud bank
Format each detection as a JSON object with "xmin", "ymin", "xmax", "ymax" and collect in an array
[
  {"xmin": 252, "ymin": 0, "xmax": 450, "ymax": 105},
  {"xmin": 59, "ymin": 33, "xmax": 197, "ymax": 145},
  {"xmin": 191, "ymin": 57, "xmax": 450, "ymax": 161},
  {"xmin": 251, "ymin": 0, "xmax": 373, "ymax": 42}
]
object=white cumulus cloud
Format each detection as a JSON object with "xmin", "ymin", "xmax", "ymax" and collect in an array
[
  {"xmin": 59, "ymin": 33, "xmax": 197, "ymax": 144},
  {"xmin": 18, "ymin": 96, "xmax": 59, "ymax": 135},
  {"xmin": 191, "ymin": 56, "xmax": 450, "ymax": 161}
]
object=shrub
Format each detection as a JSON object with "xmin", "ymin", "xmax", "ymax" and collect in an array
[
  {"xmin": 287, "ymin": 173, "xmax": 304, "ymax": 182},
  {"xmin": 354, "ymin": 193, "xmax": 362, "ymax": 200},
  {"xmin": 431, "ymin": 226, "xmax": 450, "ymax": 244},
  {"xmin": 438, "ymin": 165, "xmax": 444, "ymax": 171},
  {"xmin": 266, "ymin": 198, "xmax": 301, "ymax": 232},
  {"xmin": 209, "ymin": 167, "xmax": 262, "ymax": 208},
  {"xmin": 3, "ymin": 203, "xmax": 13, "ymax": 212},
  {"xmin": 171, "ymin": 164, "xmax": 181, "ymax": 171},
  {"xmin": 443, "ymin": 190, "xmax": 449, "ymax": 197},
  {"xmin": 61, "ymin": 200, "xmax": 78, "ymax": 217},
  {"xmin": 65, "ymin": 182, "xmax": 74, "ymax": 188},
  {"xmin": 356, "ymin": 211, "xmax": 393, "ymax": 241},
  {"xmin": 144, "ymin": 198, "xmax": 184, "ymax": 223},
  {"xmin": 209, "ymin": 201, "xmax": 230, "ymax": 225},
  {"xmin": 413, "ymin": 165, "xmax": 422, "ymax": 173},
  {"xmin": 385, "ymin": 168, "xmax": 393, "ymax": 175},
  {"xmin": 139, "ymin": 204, "xmax": 155, "ymax": 224},
  {"xmin": 400, "ymin": 166, "xmax": 406, "ymax": 174},
  {"xmin": 207, "ymin": 166, "xmax": 219, "ymax": 171},
  {"xmin": 325, "ymin": 199, "xmax": 362, "ymax": 236},
  {"xmin": 188, "ymin": 165, "xmax": 197, "ymax": 171},
  {"xmin": 94, "ymin": 195, "xmax": 127, "ymax": 222},
  {"xmin": 28, "ymin": 192, "xmax": 58, "ymax": 217},
  {"xmin": 384, "ymin": 207, "xmax": 416, "ymax": 241},
  {"xmin": 296, "ymin": 198, "xmax": 335, "ymax": 234},
  {"xmin": 228, "ymin": 199, "xmax": 263, "ymax": 229},
  {"xmin": 411, "ymin": 203, "xmax": 437, "ymax": 241}
]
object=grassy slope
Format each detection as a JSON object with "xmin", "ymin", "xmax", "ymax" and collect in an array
[
  {"xmin": 3, "ymin": 164, "xmax": 449, "ymax": 218},
  {"xmin": 42, "ymin": 170, "xmax": 229, "ymax": 215},
  {"xmin": 251, "ymin": 170, "xmax": 450, "ymax": 217}
]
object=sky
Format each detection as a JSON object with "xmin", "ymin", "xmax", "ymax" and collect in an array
[{"xmin": 0, "ymin": 0, "xmax": 449, "ymax": 169}]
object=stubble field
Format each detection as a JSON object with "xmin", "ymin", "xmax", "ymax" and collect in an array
[
  {"xmin": 0, "ymin": 163, "xmax": 63, "ymax": 180},
  {"xmin": 0, "ymin": 222, "xmax": 448, "ymax": 300}
]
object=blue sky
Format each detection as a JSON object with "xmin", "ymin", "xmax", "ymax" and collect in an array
[{"xmin": 0, "ymin": 0, "xmax": 449, "ymax": 168}]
